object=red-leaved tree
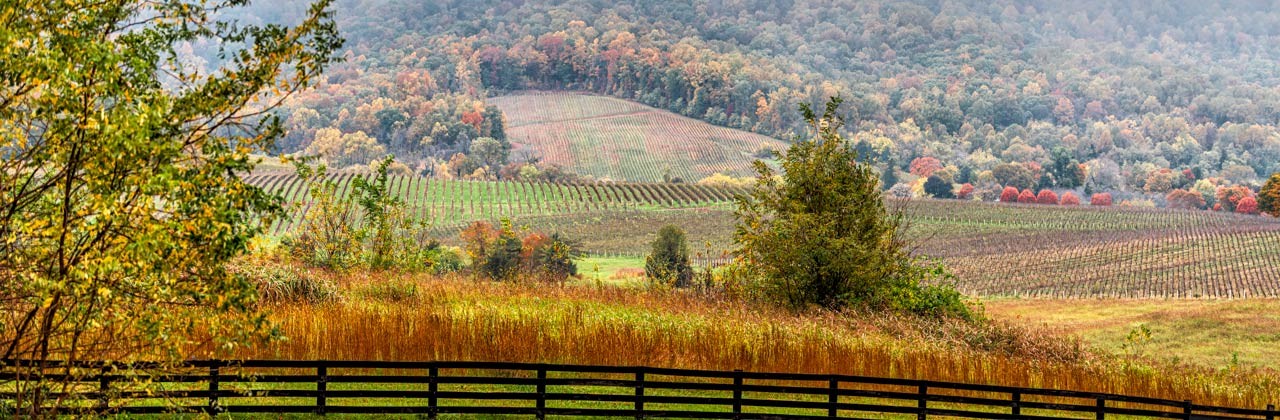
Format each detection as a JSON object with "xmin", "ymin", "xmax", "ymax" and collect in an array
[
  {"xmin": 1000, "ymin": 186, "xmax": 1020, "ymax": 203},
  {"xmin": 1090, "ymin": 193, "xmax": 1113, "ymax": 206},
  {"xmin": 909, "ymin": 156, "xmax": 944, "ymax": 178},
  {"xmin": 957, "ymin": 183, "xmax": 975, "ymax": 200},
  {"xmin": 1060, "ymin": 192, "xmax": 1081, "ymax": 205},
  {"xmin": 1036, "ymin": 189, "xmax": 1059, "ymax": 205},
  {"xmin": 1237, "ymin": 197, "xmax": 1260, "ymax": 215},
  {"xmin": 1018, "ymin": 189, "xmax": 1037, "ymax": 203},
  {"xmin": 1216, "ymin": 185, "xmax": 1254, "ymax": 212}
]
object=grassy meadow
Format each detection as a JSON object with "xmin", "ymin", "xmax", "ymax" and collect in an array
[
  {"xmin": 987, "ymin": 299, "xmax": 1280, "ymax": 369},
  {"xmin": 220, "ymin": 266, "xmax": 1280, "ymax": 409}
]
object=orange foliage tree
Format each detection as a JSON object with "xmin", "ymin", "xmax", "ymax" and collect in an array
[
  {"xmin": 1215, "ymin": 185, "xmax": 1254, "ymax": 212},
  {"xmin": 1000, "ymin": 186, "xmax": 1020, "ymax": 203},
  {"xmin": 1060, "ymin": 192, "xmax": 1081, "ymax": 205},
  {"xmin": 1090, "ymin": 193, "xmax": 1113, "ymax": 206},
  {"xmin": 909, "ymin": 157, "xmax": 944, "ymax": 177},
  {"xmin": 1166, "ymin": 189, "xmax": 1206, "ymax": 210},
  {"xmin": 1236, "ymin": 197, "xmax": 1260, "ymax": 215},
  {"xmin": 1036, "ymin": 189, "xmax": 1059, "ymax": 205},
  {"xmin": 1017, "ymin": 189, "xmax": 1037, "ymax": 203}
]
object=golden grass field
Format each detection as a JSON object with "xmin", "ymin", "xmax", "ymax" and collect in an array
[{"xmin": 223, "ymin": 266, "xmax": 1280, "ymax": 410}]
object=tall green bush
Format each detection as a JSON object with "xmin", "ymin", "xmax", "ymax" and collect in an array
[
  {"xmin": 734, "ymin": 98, "xmax": 974, "ymax": 320},
  {"xmin": 645, "ymin": 225, "xmax": 694, "ymax": 287}
]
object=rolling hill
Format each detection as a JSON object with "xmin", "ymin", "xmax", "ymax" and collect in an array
[
  {"xmin": 490, "ymin": 92, "xmax": 786, "ymax": 183},
  {"xmin": 246, "ymin": 171, "xmax": 1280, "ymax": 299}
]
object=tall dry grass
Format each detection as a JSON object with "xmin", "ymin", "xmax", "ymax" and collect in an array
[{"xmin": 222, "ymin": 270, "xmax": 1280, "ymax": 409}]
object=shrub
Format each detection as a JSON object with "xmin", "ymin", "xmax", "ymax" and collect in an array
[
  {"xmin": 535, "ymin": 233, "xmax": 584, "ymax": 283},
  {"xmin": 999, "ymin": 186, "xmax": 1020, "ymax": 203},
  {"xmin": 1036, "ymin": 189, "xmax": 1059, "ymax": 205},
  {"xmin": 1060, "ymin": 192, "xmax": 1081, "ymax": 205},
  {"xmin": 1091, "ymin": 193, "xmax": 1113, "ymax": 206},
  {"xmin": 1017, "ymin": 189, "xmax": 1036, "ymax": 203},
  {"xmin": 481, "ymin": 221, "xmax": 524, "ymax": 281},
  {"xmin": 426, "ymin": 246, "xmax": 468, "ymax": 274},
  {"xmin": 645, "ymin": 225, "xmax": 694, "ymax": 287},
  {"xmin": 287, "ymin": 162, "xmax": 362, "ymax": 270},
  {"xmin": 1236, "ymin": 197, "xmax": 1260, "ymax": 215},
  {"xmin": 956, "ymin": 183, "xmax": 975, "ymax": 200},
  {"xmin": 734, "ymin": 98, "xmax": 971, "ymax": 318},
  {"xmin": 237, "ymin": 263, "xmax": 338, "ymax": 305}
]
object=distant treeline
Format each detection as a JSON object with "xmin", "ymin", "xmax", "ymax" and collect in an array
[{"xmin": 214, "ymin": 0, "xmax": 1280, "ymax": 194}]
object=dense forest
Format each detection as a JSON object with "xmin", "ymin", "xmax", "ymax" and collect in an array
[{"xmin": 211, "ymin": 0, "xmax": 1280, "ymax": 206}]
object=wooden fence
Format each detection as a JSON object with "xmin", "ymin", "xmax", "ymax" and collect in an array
[{"xmin": 1, "ymin": 359, "xmax": 1277, "ymax": 419}]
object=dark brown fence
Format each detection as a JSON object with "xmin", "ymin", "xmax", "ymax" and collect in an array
[{"xmin": 1, "ymin": 359, "xmax": 1276, "ymax": 419}]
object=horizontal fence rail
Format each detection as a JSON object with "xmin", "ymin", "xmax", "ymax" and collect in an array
[{"xmin": 1, "ymin": 359, "xmax": 1276, "ymax": 419}]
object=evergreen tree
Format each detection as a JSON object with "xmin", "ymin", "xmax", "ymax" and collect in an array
[
  {"xmin": 734, "ymin": 97, "xmax": 971, "ymax": 317},
  {"xmin": 924, "ymin": 175, "xmax": 955, "ymax": 199},
  {"xmin": 644, "ymin": 225, "xmax": 693, "ymax": 287}
]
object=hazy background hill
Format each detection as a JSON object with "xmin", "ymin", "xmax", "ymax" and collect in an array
[{"xmin": 215, "ymin": 0, "xmax": 1280, "ymax": 203}]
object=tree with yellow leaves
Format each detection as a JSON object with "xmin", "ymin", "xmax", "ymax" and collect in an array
[{"xmin": 0, "ymin": 0, "xmax": 341, "ymax": 414}]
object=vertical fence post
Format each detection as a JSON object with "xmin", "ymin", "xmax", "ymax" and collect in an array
[
  {"xmin": 428, "ymin": 365, "xmax": 438, "ymax": 420},
  {"xmin": 1011, "ymin": 392, "xmax": 1021, "ymax": 417},
  {"xmin": 316, "ymin": 363, "xmax": 327, "ymax": 416},
  {"xmin": 917, "ymin": 385, "xmax": 927, "ymax": 420},
  {"xmin": 635, "ymin": 368, "xmax": 645, "ymax": 420},
  {"xmin": 1183, "ymin": 400, "xmax": 1192, "ymax": 420},
  {"xmin": 828, "ymin": 378, "xmax": 838, "ymax": 418},
  {"xmin": 97, "ymin": 364, "xmax": 110, "ymax": 414},
  {"xmin": 207, "ymin": 361, "xmax": 220, "ymax": 415},
  {"xmin": 732, "ymin": 370, "xmax": 743, "ymax": 419},
  {"xmin": 536, "ymin": 368, "xmax": 547, "ymax": 420},
  {"xmin": 1096, "ymin": 398, "xmax": 1105, "ymax": 420},
  {"xmin": 1265, "ymin": 404, "xmax": 1274, "ymax": 420}
]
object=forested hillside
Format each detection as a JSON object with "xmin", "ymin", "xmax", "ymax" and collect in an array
[{"xmin": 219, "ymin": 0, "xmax": 1280, "ymax": 204}]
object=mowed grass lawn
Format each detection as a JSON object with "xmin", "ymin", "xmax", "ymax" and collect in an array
[{"xmin": 986, "ymin": 298, "xmax": 1280, "ymax": 369}]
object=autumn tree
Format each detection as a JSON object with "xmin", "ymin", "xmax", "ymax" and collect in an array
[
  {"xmin": 956, "ymin": 183, "xmax": 975, "ymax": 200},
  {"xmin": 1166, "ymin": 189, "xmax": 1207, "ymax": 210},
  {"xmin": 1036, "ymin": 190, "xmax": 1059, "ymax": 205},
  {"xmin": 1236, "ymin": 197, "xmax": 1261, "ymax": 215},
  {"xmin": 1091, "ymin": 193, "xmax": 1113, "ymax": 206},
  {"xmin": 0, "ymin": 0, "xmax": 340, "ymax": 413},
  {"xmin": 999, "ymin": 186, "xmax": 1020, "ymax": 203},
  {"xmin": 993, "ymin": 163, "xmax": 1038, "ymax": 190},
  {"xmin": 909, "ymin": 157, "xmax": 943, "ymax": 177},
  {"xmin": 1259, "ymin": 173, "xmax": 1280, "ymax": 216},
  {"xmin": 1018, "ymin": 189, "xmax": 1037, "ymax": 203},
  {"xmin": 1060, "ymin": 192, "xmax": 1081, "ymax": 205},
  {"xmin": 1215, "ymin": 185, "xmax": 1255, "ymax": 212}
]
